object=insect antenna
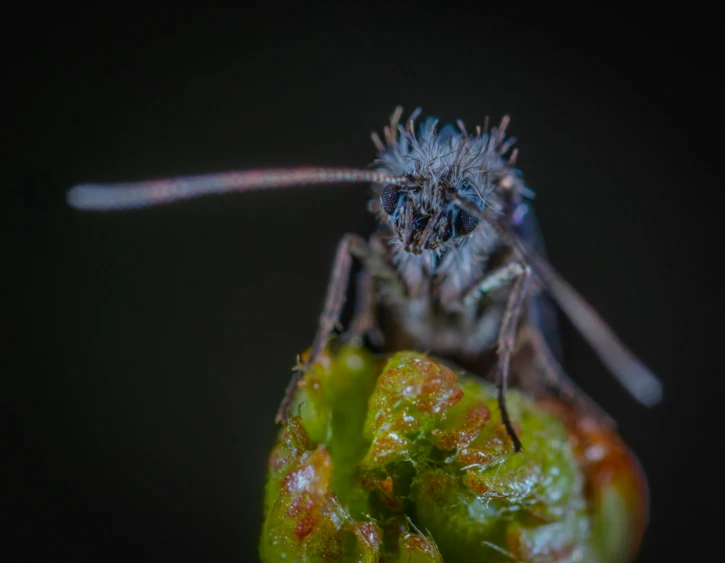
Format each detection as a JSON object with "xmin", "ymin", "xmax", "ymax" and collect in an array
[{"xmin": 67, "ymin": 168, "xmax": 407, "ymax": 211}]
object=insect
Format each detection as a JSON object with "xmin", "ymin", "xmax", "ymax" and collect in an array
[{"xmin": 67, "ymin": 106, "xmax": 662, "ymax": 452}]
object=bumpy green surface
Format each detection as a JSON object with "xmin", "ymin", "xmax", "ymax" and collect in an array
[{"xmin": 260, "ymin": 346, "xmax": 647, "ymax": 562}]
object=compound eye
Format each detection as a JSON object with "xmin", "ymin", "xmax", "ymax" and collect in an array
[
  {"xmin": 454, "ymin": 210, "xmax": 479, "ymax": 236},
  {"xmin": 381, "ymin": 184, "xmax": 400, "ymax": 215}
]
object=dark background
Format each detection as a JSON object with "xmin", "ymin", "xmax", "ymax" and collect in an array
[{"xmin": 9, "ymin": 6, "xmax": 720, "ymax": 562}]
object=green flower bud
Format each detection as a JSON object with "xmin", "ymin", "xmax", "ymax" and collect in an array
[{"xmin": 260, "ymin": 346, "xmax": 648, "ymax": 562}]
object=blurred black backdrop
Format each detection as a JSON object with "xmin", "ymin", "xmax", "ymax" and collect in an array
[{"xmin": 8, "ymin": 5, "xmax": 721, "ymax": 562}]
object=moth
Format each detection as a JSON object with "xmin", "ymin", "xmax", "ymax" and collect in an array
[{"xmin": 67, "ymin": 106, "xmax": 662, "ymax": 451}]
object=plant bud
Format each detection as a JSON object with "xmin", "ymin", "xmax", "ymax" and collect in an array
[{"xmin": 260, "ymin": 346, "xmax": 648, "ymax": 562}]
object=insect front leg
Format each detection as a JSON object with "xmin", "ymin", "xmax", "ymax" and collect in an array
[
  {"xmin": 342, "ymin": 268, "xmax": 384, "ymax": 348},
  {"xmin": 496, "ymin": 264, "xmax": 532, "ymax": 453},
  {"xmin": 275, "ymin": 233, "xmax": 369, "ymax": 424},
  {"xmin": 461, "ymin": 261, "xmax": 532, "ymax": 452},
  {"xmin": 463, "ymin": 262, "xmax": 526, "ymax": 308}
]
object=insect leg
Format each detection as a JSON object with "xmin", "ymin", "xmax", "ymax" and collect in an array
[
  {"xmin": 463, "ymin": 262, "xmax": 525, "ymax": 307},
  {"xmin": 452, "ymin": 194, "xmax": 662, "ymax": 407},
  {"xmin": 343, "ymin": 268, "xmax": 384, "ymax": 347},
  {"xmin": 275, "ymin": 233, "xmax": 369, "ymax": 423},
  {"xmin": 517, "ymin": 324, "xmax": 615, "ymax": 427},
  {"xmin": 497, "ymin": 264, "xmax": 532, "ymax": 453}
]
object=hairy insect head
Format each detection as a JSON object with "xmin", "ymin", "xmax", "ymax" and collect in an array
[{"xmin": 371, "ymin": 107, "xmax": 524, "ymax": 256}]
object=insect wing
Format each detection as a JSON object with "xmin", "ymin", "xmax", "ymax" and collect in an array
[
  {"xmin": 452, "ymin": 193, "xmax": 663, "ymax": 407},
  {"xmin": 511, "ymin": 201, "xmax": 563, "ymax": 363},
  {"xmin": 519, "ymin": 240, "xmax": 663, "ymax": 407}
]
